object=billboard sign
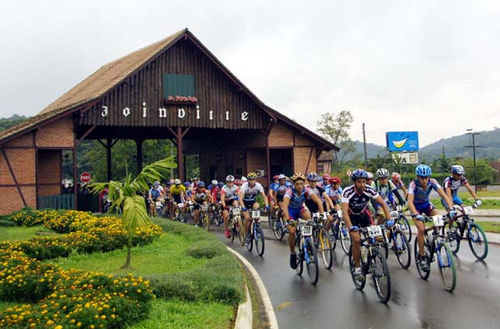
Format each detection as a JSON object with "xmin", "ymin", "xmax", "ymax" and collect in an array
[{"xmin": 386, "ymin": 131, "xmax": 419, "ymax": 152}]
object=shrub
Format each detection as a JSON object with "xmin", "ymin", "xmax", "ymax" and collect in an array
[{"xmin": 186, "ymin": 240, "xmax": 225, "ymax": 259}]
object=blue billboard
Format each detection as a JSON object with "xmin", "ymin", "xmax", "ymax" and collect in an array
[{"xmin": 386, "ymin": 131, "xmax": 419, "ymax": 152}]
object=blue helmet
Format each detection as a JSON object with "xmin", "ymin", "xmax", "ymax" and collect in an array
[
  {"xmin": 198, "ymin": 181, "xmax": 206, "ymax": 188},
  {"xmin": 450, "ymin": 165, "xmax": 465, "ymax": 175},
  {"xmin": 184, "ymin": 181, "xmax": 191, "ymax": 187},
  {"xmin": 307, "ymin": 172, "xmax": 320, "ymax": 181},
  {"xmin": 351, "ymin": 169, "xmax": 368, "ymax": 181},
  {"xmin": 218, "ymin": 182, "xmax": 224, "ymax": 188},
  {"xmin": 415, "ymin": 164, "xmax": 432, "ymax": 177}
]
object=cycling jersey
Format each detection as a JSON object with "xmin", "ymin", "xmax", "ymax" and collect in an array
[
  {"xmin": 221, "ymin": 184, "xmax": 239, "ymax": 202},
  {"xmin": 269, "ymin": 182, "xmax": 279, "ymax": 192},
  {"xmin": 305, "ymin": 184, "xmax": 326, "ymax": 212},
  {"xmin": 328, "ymin": 186, "xmax": 343, "ymax": 199},
  {"xmin": 372, "ymin": 180, "xmax": 397, "ymax": 203},
  {"xmin": 443, "ymin": 176, "xmax": 468, "ymax": 195},
  {"xmin": 408, "ymin": 178, "xmax": 441, "ymax": 204},
  {"xmin": 284, "ymin": 187, "xmax": 313, "ymax": 209},
  {"xmin": 193, "ymin": 188, "xmax": 209, "ymax": 203},
  {"xmin": 149, "ymin": 188, "xmax": 161, "ymax": 200},
  {"xmin": 210, "ymin": 187, "xmax": 221, "ymax": 202},
  {"xmin": 241, "ymin": 182, "xmax": 264, "ymax": 203},
  {"xmin": 273, "ymin": 182, "xmax": 291, "ymax": 202},
  {"xmin": 170, "ymin": 184, "xmax": 186, "ymax": 195},
  {"xmin": 342, "ymin": 185, "xmax": 379, "ymax": 215}
]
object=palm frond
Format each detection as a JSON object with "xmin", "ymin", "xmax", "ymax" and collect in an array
[{"xmin": 122, "ymin": 195, "xmax": 151, "ymax": 237}]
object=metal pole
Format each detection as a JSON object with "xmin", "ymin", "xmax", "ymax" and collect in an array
[
  {"xmin": 472, "ymin": 133, "xmax": 477, "ymax": 193},
  {"xmin": 106, "ymin": 138, "xmax": 112, "ymax": 181},
  {"xmin": 136, "ymin": 139, "xmax": 143, "ymax": 173},
  {"xmin": 362, "ymin": 123, "xmax": 368, "ymax": 168}
]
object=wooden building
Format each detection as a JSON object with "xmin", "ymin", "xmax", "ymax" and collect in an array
[{"xmin": 0, "ymin": 28, "xmax": 337, "ymax": 215}]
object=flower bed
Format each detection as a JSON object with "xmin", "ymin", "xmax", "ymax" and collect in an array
[{"xmin": 0, "ymin": 209, "xmax": 162, "ymax": 328}]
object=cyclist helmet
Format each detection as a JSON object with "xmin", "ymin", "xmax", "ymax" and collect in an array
[
  {"xmin": 273, "ymin": 174, "xmax": 279, "ymax": 180},
  {"xmin": 211, "ymin": 179, "xmax": 218, "ymax": 186},
  {"xmin": 391, "ymin": 172, "xmax": 401, "ymax": 181},
  {"xmin": 278, "ymin": 174, "xmax": 286, "ymax": 180},
  {"xmin": 306, "ymin": 172, "xmax": 320, "ymax": 181},
  {"xmin": 415, "ymin": 164, "xmax": 432, "ymax": 177},
  {"xmin": 234, "ymin": 179, "xmax": 241, "ymax": 185},
  {"xmin": 450, "ymin": 165, "xmax": 465, "ymax": 175},
  {"xmin": 329, "ymin": 177, "xmax": 341, "ymax": 185},
  {"xmin": 153, "ymin": 181, "xmax": 160, "ymax": 187},
  {"xmin": 184, "ymin": 181, "xmax": 191, "ymax": 187},
  {"xmin": 225, "ymin": 175, "xmax": 235, "ymax": 182},
  {"xmin": 322, "ymin": 173, "xmax": 331, "ymax": 180},
  {"xmin": 351, "ymin": 169, "xmax": 369, "ymax": 181},
  {"xmin": 367, "ymin": 172, "xmax": 374, "ymax": 180},
  {"xmin": 247, "ymin": 172, "xmax": 258, "ymax": 180},
  {"xmin": 376, "ymin": 168, "xmax": 389, "ymax": 178},
  {"xmin": 174, "ymin": 178, "xmax": 181, "ymax": 185},
  {"xmin": 198, "ymin": 181, "xmax": 206, "ymax": 188},
  {"xmin": 218, "ymin": 182, "xmax": 224, "ymax": 188},
  {"xmin": 291, "ymin": 172, "xmax": 306, "ymax": 182},
  {"xmin": 192, "ymin": 177, "xmax": 198, "ymax": 181}
]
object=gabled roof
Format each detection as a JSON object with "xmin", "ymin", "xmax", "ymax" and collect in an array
[{"xmin": 0, "ymin": 28, "xmax": 338, "ymax": 150}]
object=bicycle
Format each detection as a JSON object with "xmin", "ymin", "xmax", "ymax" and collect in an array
[
  {"xmin": 414, "ymin": 214, "xmax": 457, "ymax": 292},
  {"xmin": 381, "ymin": 214, "xmax": 411, "ymax": 269},
  {"xmin": 209, "ymin": 203, "xmax": 223, "ymax": 227},
  {"xmin": 228, "ymin": 206, "xmax": 245, "ymax": 245},
  {"xmin": 329, "ymin": 209, "xmax": 350, "ymax": 255},
  {"xmin": 392, "ymin": 204, "xmax": 412, "ymax": 242},
  {"xmin": 294, "ymin": 218, "xmax": 319, "ymax": 285},
  {"xmin": 444, "ymin": 204, "xmax": 488, "ymax": 261},
  {"xmin": 348, "ymin": 225, "xmax": 391, "ymax": 303},
  {"xmin": 269, "ymin": 206, "xmax": 287, "ymax": 241},
  {"xmin": 245, "ymin": 208, "xmax": 265, "ymax": 256},
  {"xmin": 199, "ymin": 203, "xmax": 210, "ymax": 231},
  {"xmin": 312, "ymin": 213, "xmax": 333, "ymax": 270}
]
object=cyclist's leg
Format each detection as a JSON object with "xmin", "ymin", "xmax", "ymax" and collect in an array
[
  {"xmin": 350, "ymin": 214, "xmax": 362, "ymax": 267},
  {"xmin": 413, "ymin": 203, "xmax": 428, "ymax": 257},
  {"xmin": 223, "ymin": 209, "xmax": 230, "ymax": 229}
]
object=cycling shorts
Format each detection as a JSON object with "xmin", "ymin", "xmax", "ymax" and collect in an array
[
  {"xmin": 349, "ymin": 210, "xmax": 374, "ymax": 228},
  {"xmin": 414, "ymin": 201, "xmax": 435, "ymax": 216},
  {"xmin": 277, "ymin": 194, "xmax": 285, "ymax": 202},
  {"xmin": 172, "ymin": 194, "xmax": 182, "ymax": 204},
  {"xmin": 243, "ymin": 200, "xmax": 257, "ymax": 210},
  {"xmin": 305, "ymin": 199, "xmax": 326, "ymax": 214},
  {"xmin": 288, "ymin": 206, "xmax": 305, "ymax": 220}
]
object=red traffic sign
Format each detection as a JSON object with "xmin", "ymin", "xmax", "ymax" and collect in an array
[{"xmin": 80, "ymin": 172, "xmax": 92, "ymax": 183}]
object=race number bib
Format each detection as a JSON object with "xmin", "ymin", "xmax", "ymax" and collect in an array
[
  {"xmin": 432, "ymin": 215, "xmax": 444, "ymax": 227},
  {"xmin": 302, "ymin": 224, "xmax": 313, "ymax": 236},
  {"xmin": 367, "ymin": 225, "xmax": 382, "ymax": 238},
  {"xmin": 463, "ymin": 206, "xmax": 474, "ymax": 215},
  {"xmin": 390, "ymin": 211, "xmax": 399, "ymax": 219},
  {"xmin": 252, "ymin": 210, "xmax": 260, "ymax": 218},
  {"xmin": 232, "ymin": 207, "xmax": 240, "ymax": 215}
]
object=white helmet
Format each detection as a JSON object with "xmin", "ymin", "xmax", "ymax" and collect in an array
[
  {"xmin": 376, "ymin": 168, "xmax": 389, "ymax": 178},
  {"xmin": 174, "ymin": 178, "xmax": 181, "ymax": 185},
  {"xmin": 226, "ymin": 175, "xmax": 235, "ymax": 182},
  {"xmin": 211, "ymin": 179, "xmax": 218, "ymax": 186},
  {"xmin": 367, "ymin": 172, "xmax": 374, "ymax": 179},
  {"xmin": 240, "ymin": 176, "xmax": 248, "ymax": 183}
]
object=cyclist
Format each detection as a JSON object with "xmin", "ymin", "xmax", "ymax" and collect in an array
[
  {"xmin": 391, "ymin": 172, "xmax": 408, "ymax": 199},
  {"xmin": 366, "ymin": 172, "xmax": 374, "ymax": 186},
  {"xmin": 442, "ymin": 165, "xmax": 481, "ymax": 209},
  {"xmin": 269, "ymin": 175, "xmax": 280, "ymax": 213},
  {"xmin": 221, "ymin": 175, "xmax": 240, "ymax": 238},
  {"xmin": 341, "ymin": 169, "xmax": 392, "ymax": 279},
  {"xmin": 169, "ymin": 179, "xmax": 187, "ymax": 214},
  {"xmin": 282, "ymin": 173, "xmax": 325, "ymax": 269},
  {"xmin": 306, "ymin": 172, "xmax": 333, "ymax": 224},
  {"xmin": 148, "ymin": 181, "xmax": 163, "ymax": 216},
  {"xmin": 191, "ymin": 181, "xmax": 212, "ymax": 227},
  {"xmin": 321, "ymin": 173, "xmax": 332, "ymax": 194},
  {"xmin": 326, "ymin": 176, "xmax": 343, "ymax": 231},
  {"xmin": 372, "ymin": 168, "xmax": 406, "ymax": 224},
  {"xmin": 191, "ymin": 177, "xmax": 199, "ymax": 189},
  {"xmin": 240, "ymin": 172, "xmax": 269, "ymax": 239},
  {"xmin": 407, "ymin": 164, "xmax": 455, "ymax": 272}
]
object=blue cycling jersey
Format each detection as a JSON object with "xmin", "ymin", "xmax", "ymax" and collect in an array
[
  {"xmin": 408, "ymin": 178, "xmax": 441, "ymax": 204},
  {"xmin": 284, "ymin": 187, "xmax": 312, "ymax": 209}
]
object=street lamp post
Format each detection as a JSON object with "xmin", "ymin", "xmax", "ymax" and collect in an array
[{"xmin": 465, "ymin": 129, "xmax": 481, "ymax": 193}]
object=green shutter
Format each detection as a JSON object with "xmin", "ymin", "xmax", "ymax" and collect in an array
[{"xmin": 163, "ymin": 74, "xmax": 194, "ymax": 98}]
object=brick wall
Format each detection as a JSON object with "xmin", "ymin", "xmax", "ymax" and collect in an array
[
  {"xmin": 4, "ymin": 132, "xmax": 34, "ymax": 147},
  {"xmin": 246, "ymin": 148, "xmax": 267, "ymax": 185},
  {"xmin": 0, "ymin": 148, "xmax": 35, "ymax": 185},
  {"xmin": 269, "ymin": 123, "xmax": 293, "ymax": 147},
  {"xmin": 0, "ymin": 186, "xmax": 36, "ymax": 215},
  {"xmin": 294, "ymin": 133, "xmax": 314, "ymax": 146},
  {"xmin": 36, "ymin": 117, "xmax": 74, "ymax": 148},
  {"xmin": 293, "ymin": 146, "xmax": 316, "ymax": 174},
  {"xmin": 37, "ymin": 150, "xmax": 61, "ymax": 196}
]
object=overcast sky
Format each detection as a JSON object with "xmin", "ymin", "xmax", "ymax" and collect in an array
[{"xmin": 1, "ymin": 0, "xmax": 500, "ymax": 147}]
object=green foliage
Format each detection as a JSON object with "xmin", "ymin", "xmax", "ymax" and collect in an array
[
  {"xmin": 0, "ymin": 115, "xmax": 29, "ymax": 132},
  {"xmin": 186, "ymin": 240, "xmax": 226, "ymax": 259},
  {"xmin": 317, "ymin": 111, "xmax": 355, "ymax": 163}
]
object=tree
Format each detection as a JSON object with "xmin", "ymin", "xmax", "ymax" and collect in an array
[
  {"xmin": 90, "ymin": 157, "xmax": 176, "ymax": 269},
  {"xmin": 317, "ymin": 111, "xmax": 354, "ymax": 163}
]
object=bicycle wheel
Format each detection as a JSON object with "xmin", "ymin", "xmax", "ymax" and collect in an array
[
  {"xmin": 340, "ymin": 222, "xmax": 351, "ymax": 256},
  {"xmin": 296, "ymin": 240, "xmax": 304, "ymax": 276},
  {"xmin": 443, "ymin": 221, "xmax": 461, "ymax": 255},
  {"xmin": 270, "ymin": 216, "xmax": 283, "ymax": 240},
  {"xmin": 348, "ymin": 245, "xmax": 366, "ymax": 290},
  {"xmin": 305, "ymin": 238, "xmax": 319, "ymax": 285},
  {"xmin": 237, "ymin": 218, "xmax": 245, "ymax": 246},
  {"xmin": 329, "ymin": 225, "xmax": 337, "ymax": 251},
  {"xmin": 398, "ymin": 215, "xmax": 412, "ymax": 242},
  {"xmin": 371, "ymin": 248, "xmax": 391, "ymax": 303},
  {"xmin": 255, "ymin": 224, "xmax": 265, "ymax": 256},
  {"xmin": 246, "ymin": 232, "xmax": 253, "ymax": 252},
  {"xmin": 319, "ymin": 229, "xmax": 333, "ymax": 269},
  {"xmin": 468, "ymin": 223, "xmax": 488, "ymax": 261},
  {"xmin": 414, "ymin": 236, "xmax": 430, "ymax": 280},
  {"xmin": 393, "ymin": 230, "xmax": 411, "ymax": 269},
  {"xmin": 437, "ymin": 241, "xmax": 456, "ymax": 292}
]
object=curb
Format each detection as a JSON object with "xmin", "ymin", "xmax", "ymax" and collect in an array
[
  {"xmin": 234, "ymin": 284, "xmax": 252, "ymax": 329},
  {"xmin": 227, "ymin": 247, "xmax": 279, "ymax": 329}
]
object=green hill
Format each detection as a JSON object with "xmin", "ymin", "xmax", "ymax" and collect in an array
[{"xmin": 0, "ymin": 114, "xmax": 29, "ymax": 131}]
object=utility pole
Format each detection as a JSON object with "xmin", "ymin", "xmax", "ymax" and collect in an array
[
  {"xmin": 465, "ymin": 129, "xmax": 481, "ymax": 193},
  {"xmin": 362, "ymin": 123, "xmax": 368, "ymax": 168}
]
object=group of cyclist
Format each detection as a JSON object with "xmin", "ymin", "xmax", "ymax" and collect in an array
[{"xmin": 145, "ymin": 162, "xmax": 481, "ymax": 281}]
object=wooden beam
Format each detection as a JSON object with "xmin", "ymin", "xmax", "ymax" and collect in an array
[
  {"xmin": 106, "ymin": 138, "xmax": 112, "ymax": 181},
  {"xmin": 111, "ymin": 138, "xmax": 119, "ymax": 147},
  {"xmin": 34, "ymin": 130, "xmax": 39, "ymax": 209},
  {"xmin": 181, "ymin": 127, "xmax": 191, "ymax": 139},
  {"xmin": 167, "ymin": 126, "xmax": 177, "ymax": 138},
  {"xmin": 73, "ymin": 132, "xmax": 78, "ymax": 210},
  {"xmin": 136, "ymin": 139, "xmax": 143, "ymax": 173},
  {"xmin": 78, "ymin": 125, "xmax": 97, "ymax": 141},
  {"xmin": 177, "ymin": 127, "xmax": 185, "ymax": 182},
  {"xmin": 304, "ymin": 147, "xmax": 314, "ymax": 174},
  {"xmin": 1, "ymin": 148, "xmax": 28, "ymax": 207},
  {"xmin": 97, "ymin": 139, "xmax": 106, "ymax": 148}
]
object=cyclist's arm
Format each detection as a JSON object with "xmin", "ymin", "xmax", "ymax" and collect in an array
[
  {"xmin": 437, "ymin": 187, "xmax": 453, "ymax": 210},
  {"xmin": 374, "ymin": 195, "xmax": 391, "ymax": 220},
  {"xmin": 310, "ymin": 193, "xmax": 325, "ymax": 213},
  {"xmin": 282, "ymin": 195, "xmax": 291, "ymax": 220},
  {"xmin": 464, "ymin": 182, "xmax": 479, "ymax": 200},
  {"xmin": 260, "ymin": 190, "xmax": 269, "ymax": 207},
  {"xmin": 407, "ymin": 193, "xmax": 418, "ymax": 217},
  {"xmin": 238, "ymin": 191, "xmax": 245, "ymax": 208},
  {"xmin": 392, "ymin": 188, "xmax": 405, "ymax": 205},
  {"xmin": 323, "ymin": 192, "xmax": 333, "ymax": 210},
  {"xmin": 341, "ymin": 202, "xmax": 352, "ymax": 228}
]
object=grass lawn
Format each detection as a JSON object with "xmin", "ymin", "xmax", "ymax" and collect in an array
[
  {"xmin": 476, "ymin": 221, "xmax": 500, "ymax": 234},
  {"xmin": 128, "ymin": 299, "xmax": 234, "ymax": 329},
  {"xmin": 48, "ymin": 233, "xmax": 206, "ymax": 275},
  {"xmin": 0, "ymin": 301, "xmax": 22, "ymax": 313},
  {"xmin": 0, "ymin": 225, "xmax": 58, "ymax": 241},
  {"xmin": 431, "ymin": 197, "xmax": 500, "ymax": 209}
]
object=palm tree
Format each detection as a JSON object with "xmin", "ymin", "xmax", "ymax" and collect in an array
[{"xmin": 91, "ymin": 157, "xmax": 176, "ymax": 269}]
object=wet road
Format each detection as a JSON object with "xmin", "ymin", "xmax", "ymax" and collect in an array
[{"xmin": 216, "ymin": 229, "xmax": 499, "ymax": 329}]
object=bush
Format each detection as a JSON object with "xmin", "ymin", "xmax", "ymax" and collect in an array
[{"xmin": 186, "ymin": 240, "xmax": 225, "ymax": 259}]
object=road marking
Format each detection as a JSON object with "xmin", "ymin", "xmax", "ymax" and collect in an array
[
  {"xmin": 226, "ymin": 246, "xmax": 279, "ymax": 329},
  {"xmin": 277, "ymin": 301, "xmax": 292, "ymax": 310}
]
